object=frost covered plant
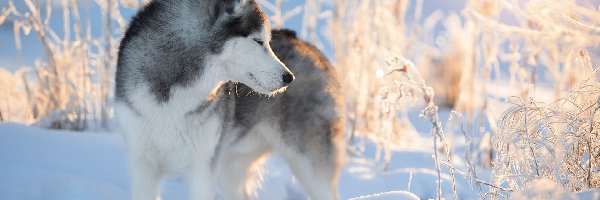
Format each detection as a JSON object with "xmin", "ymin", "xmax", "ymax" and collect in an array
[
  {"xmin": 492, "ymin": 53, "xmax": 600, "ymax": 196},
  {"xmin": 0, "ymin": 67, "xmax": 30, "ymax": 123},
  {"xmin": 0, "ymin": 0, "xmax": 138, "ymax": 130},
  {"xmin": 379, "ymin": 56, "xmax": 459, "ymax": 200},
  {"xmin": 457, "ymin": 0, "xmax": 600, "ymax": 175},
  {"xmin": 466, "ymin": 0, "xmax": 600, "ymax": 97},
  {"xmin": 329, "ymin": 0, "xmax": 422, "ymax": 163},
  {"xmin": 381, "ymin": 57, "xmax": 511, "ymax": 199}
]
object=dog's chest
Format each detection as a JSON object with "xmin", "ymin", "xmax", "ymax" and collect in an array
[{"xmin": 145, "ymin": 113, "xmax": 223, "ymax": 172}]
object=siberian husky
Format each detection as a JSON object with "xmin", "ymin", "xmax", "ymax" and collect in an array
[{"xmin": 115, "ymin": 0, "xmax": 345, "ymax": 199}]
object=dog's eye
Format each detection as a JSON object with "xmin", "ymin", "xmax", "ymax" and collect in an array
[{"xmin": 253, "ymin": 38, "xmax": 264, "ymax": 46}]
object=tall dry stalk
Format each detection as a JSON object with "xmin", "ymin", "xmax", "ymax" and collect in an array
[
  {"xmin": 330, "ymin": 0, "xmax": 421, "ymax": 165},
  {"xmin": 379, "ymin": 57, "xmax": 459, "ymax": 200}
]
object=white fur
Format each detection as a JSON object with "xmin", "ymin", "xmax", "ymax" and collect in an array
[{"xmin": 116, "ymin": 59, "xmax": 226, "ymax": 199}]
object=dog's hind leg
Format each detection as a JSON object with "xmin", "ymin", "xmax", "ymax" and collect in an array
[
  {"xmin": 215, "ymin": 134, "xmax": 271, "ymax": 200},
  {"xmin": 275, "ymin": 121, "xmax": 346, "ymax": 200},
  {"xmin": 279, "ymin": 149, "xmax": 341, "ymax": 200}
]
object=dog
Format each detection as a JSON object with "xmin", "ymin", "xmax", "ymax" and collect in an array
[{"xmin": 114, "ymin": 0, "xmax": 345, "ymax": 199}]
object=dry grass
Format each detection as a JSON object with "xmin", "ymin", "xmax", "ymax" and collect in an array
[{"xmin": 0, "ymin": 0, "xmax": 142, "ymax": 130}]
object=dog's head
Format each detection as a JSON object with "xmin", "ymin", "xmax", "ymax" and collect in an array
[{"xmin": 209, "ymin": 0, "xmax": 294, "ymax": 94}]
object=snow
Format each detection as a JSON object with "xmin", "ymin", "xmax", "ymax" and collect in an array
[
  {"xmin": 348, "ymin": 191, "xmax": 420, "ymax": 200},
  {"xmin": 0, "ymin": 122, "xmax": 433, "ymax": 199},
  {"xmin": 0, "ymin": 123, "xmax": 129, "ymax": 200},
  {"xmin": 1, "ymin": 113, "xmax": 598, "ymax": 199}
]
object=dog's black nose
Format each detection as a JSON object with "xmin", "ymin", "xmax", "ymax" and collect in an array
[{"xmin": 282, "ymin": 73, "xmax": 294, "ymax": 84}]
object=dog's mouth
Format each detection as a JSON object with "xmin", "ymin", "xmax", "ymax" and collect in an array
[
  {"xmin": 248, "ymin": 72, "xmax": 290, "ymax": 95},
  {"xmin": 248, "ymin": 72, "xmax": 289, "ymax": 95},
  {"xmin": 248, "ymin": 73, "xmax": 271, "ymax": 93}
]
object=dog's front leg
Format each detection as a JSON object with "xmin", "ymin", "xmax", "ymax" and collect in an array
[
  {"xmin": 185, "ymin": 133, "xmax": 219, "ymax": 200},
  {"xmin": 130, "ymin": 156, "xmax": 163, "ymax": 200},
  {"xmin": 186, "ymin": 160, "xmax": 216, "ymax": 200}
]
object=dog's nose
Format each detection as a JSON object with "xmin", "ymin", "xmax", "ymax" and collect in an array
[{"xmin": 282, "ymin": 73, "xmax": 294, "ymax": 85}]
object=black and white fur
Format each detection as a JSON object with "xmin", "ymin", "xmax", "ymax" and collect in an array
[{"xmin": 115, "ymin": 0, "xmax": 345, "ymax": 199}]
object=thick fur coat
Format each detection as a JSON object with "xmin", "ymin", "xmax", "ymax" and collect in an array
[{"xmin": 115, "ymin": 0, "xmax": 345, "ymax": 199}]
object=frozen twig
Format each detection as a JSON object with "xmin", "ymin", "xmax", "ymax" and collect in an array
[
  {"xmin": 587, "ymin": 99, "xmax": 599, "ymax": 188},
  {"xmin": 441, "ymin": 161, "xmax": 514, "ymax": 193},
  {"xmin": 382, "ymin": 57, "xmax": 458, "ymax": 200}
]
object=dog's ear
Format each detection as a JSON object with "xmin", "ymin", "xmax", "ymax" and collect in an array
[{"xmin": 212, "ymin": 0, "xmax": 253, "ymax": 20}]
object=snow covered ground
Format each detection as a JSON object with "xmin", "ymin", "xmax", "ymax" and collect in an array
[
  {"xmin": 1, "ymin": 111, "xmax": 600, "ymax": 199},
  {"xmin": 0, "ymin": 119, "xmax": 457, "ymax": 200}
]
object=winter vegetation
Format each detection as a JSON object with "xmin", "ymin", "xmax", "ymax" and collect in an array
[
  {"xmin": 0, "ymin": 0, "xmax": 137, "ymax": 130},
  {"xmin": 1, "ymin": 0, "xmax": 600, "ymax": 199}
]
